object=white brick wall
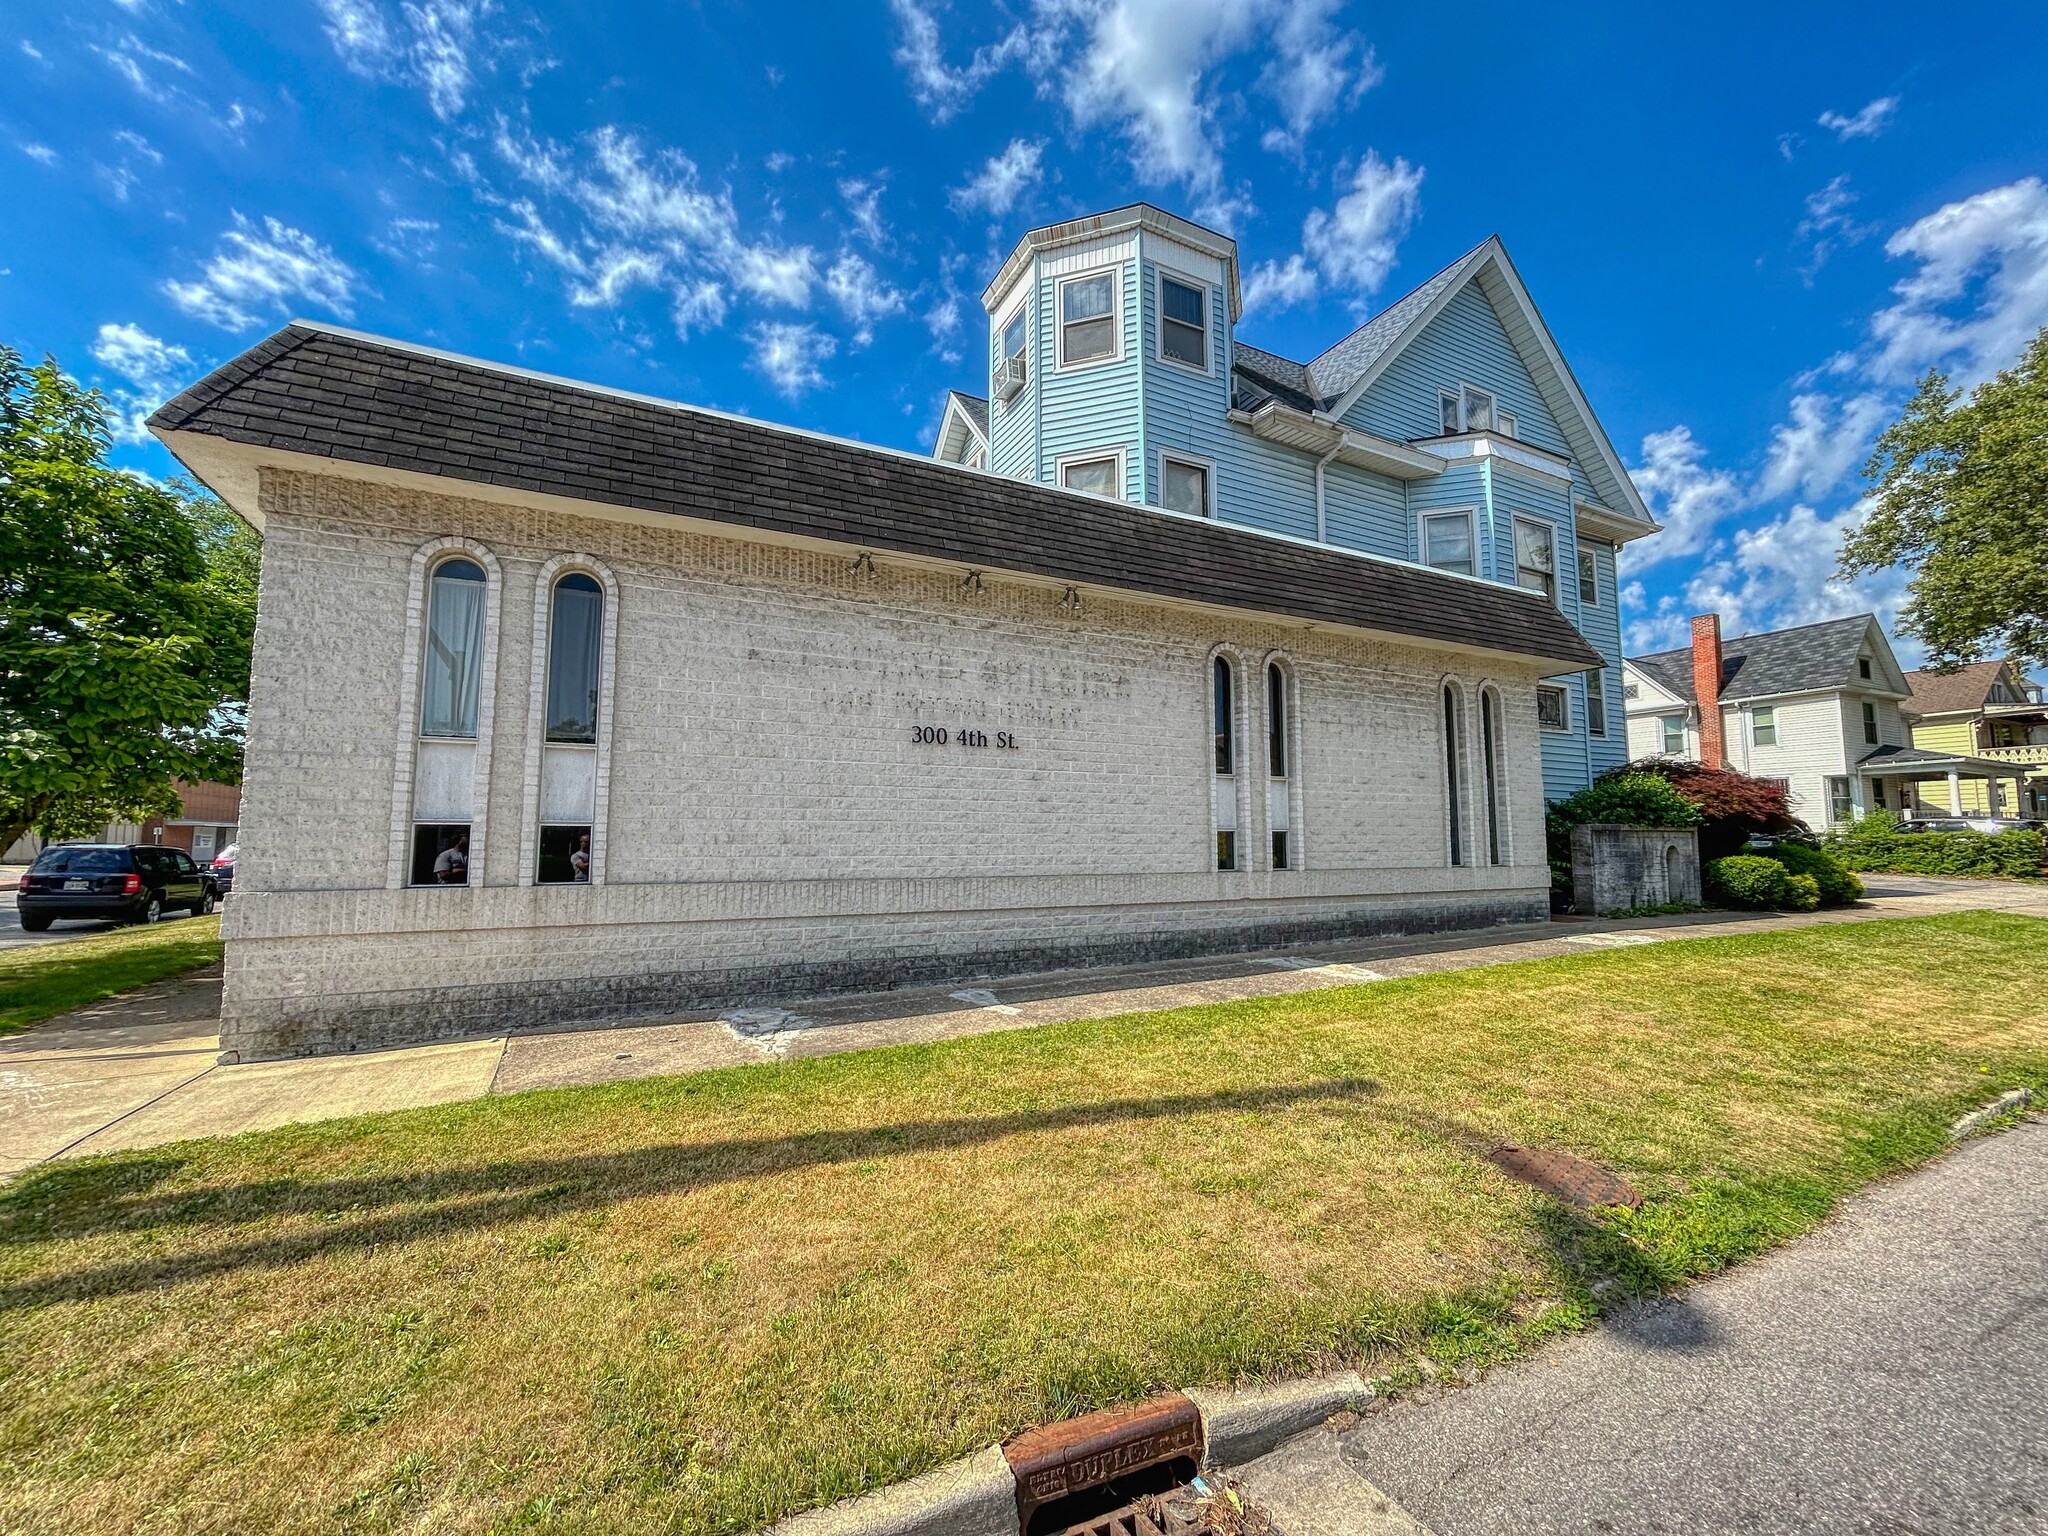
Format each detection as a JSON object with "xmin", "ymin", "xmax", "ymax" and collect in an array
[{"xmin": 223, "ymin": 469, "xmax": 1555, "ymax": 1056}]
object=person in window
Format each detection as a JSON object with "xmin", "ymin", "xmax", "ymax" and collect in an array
[
  {"xmin": 434, "ymin": 832, "xmax": 470, "ymax": 885},
  {"xmin": 569, "ymin": 833, "xmax": 590, "ymax": 883}
]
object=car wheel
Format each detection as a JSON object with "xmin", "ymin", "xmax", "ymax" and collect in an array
[
  {"xmin": 19, "ymin": 913, "xmax": 53, "ymax": 933},
  {"xmin": 195, "ymin": 891, "xmax": 216, "ymax": 916},
  {"xmin": 140, "ymin": 896, "xmax": 164, "ymax": 924}
]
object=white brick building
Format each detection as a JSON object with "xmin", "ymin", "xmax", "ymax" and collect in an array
[{"xmin": 154, "ymin": 324, "xmax": 1604, "ymax": 1059}]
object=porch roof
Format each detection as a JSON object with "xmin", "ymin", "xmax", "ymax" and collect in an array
[{"xmin": 1858, "ymin": 744, "xmax": 2038, "ymax": 780}]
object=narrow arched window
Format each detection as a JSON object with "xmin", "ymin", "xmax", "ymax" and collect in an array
[
  {"xmin": 537, "ymin": 572, "xmax": 605, "ymax": 883},
  {"xmin": 1481, "ymin": 689, "xmax": 1503, "ymax": 866},
  {"xmin": 410, "ymin": 554, "xmax": 490, "ymax": 886},
  {"xmin": 1267, "ymin": 662, "xmax": 1292, "ymax": 870},
  {"xmin": 420, "ymin": 558, "xmax": 486, "ymax": 738},
  {"xmin": 1443, "ymin": 684, "xmax": 1466, "ymax": 867},
  {"xmin": 1213, "ymin": 655, "xmax": 1238, "ymax": 870}
]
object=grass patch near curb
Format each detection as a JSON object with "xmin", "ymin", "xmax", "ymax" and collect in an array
[
  {"xmin": 2, "ymin": 911, "xmax": 2045, "ymax": 1534},
  {"xmin": 0, "ymin": 915, "xmax": 222, "ymax": 1037}
]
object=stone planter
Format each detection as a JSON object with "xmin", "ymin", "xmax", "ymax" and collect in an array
[{"xmin": 1570, "ymin": 824, "xmax": 1702, "ymax": 915}]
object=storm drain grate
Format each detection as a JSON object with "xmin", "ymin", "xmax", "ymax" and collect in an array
[
  {"xmin": 1488, "ymin": 1143, "xmax": 1642, "ymax": 1209},
  {"xmin": 1052, "ymin": 1481, "xmax": 1266, "ymax": 1536}
]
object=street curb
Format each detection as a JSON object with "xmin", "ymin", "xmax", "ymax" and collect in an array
[
  {"xmin": 765, "ymin": 1446, "xmax": 1014, "ymax": 1536},
  {"xmin": 1188, "ymin": 1371, "xmax": 1374, "ymax": 1467},
  {"xmin": 762, "ymin": 1370, "xmax": 1374, "ymax": 1535},
  {"xmin": 1951, "ymin": 1087, "xmax": 2033, "ymax": 1140}
]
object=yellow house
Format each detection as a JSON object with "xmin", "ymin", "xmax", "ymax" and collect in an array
[{"xmin": 1902, "ymin": 661, "xmax": 2048, "ymax": 818}]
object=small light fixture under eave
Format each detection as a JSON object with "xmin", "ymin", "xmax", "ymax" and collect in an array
[
  {"xmin": 1059, "ymin": 585, "xmax": 1084, "ymax": 614},
  {"xmin": 961, "ymin": 569, "xmax": 985, "ymax": 594},
  {"xmin": 850, "ymin": 550, "xmax": 877, "ymax": 579}
]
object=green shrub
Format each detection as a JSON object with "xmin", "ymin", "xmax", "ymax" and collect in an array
[
  {"xmin": 1706, "ymin": 855, "xmax": 1788, "ymax": 909},
  {"xmin": 1546, "ymin": 772, "xmax": 1704, "ymax": 900},
  {"xmin": 1764, "ymin": 840, "xmax": 1864, "ymax": 906},
  {"xmin": 1827, "ymin": 812, "xmax": 2046, "ymax": 880},
  {"xmin": 1780, "ymin": 872, "xmax": 1822, "ymax": 912}
]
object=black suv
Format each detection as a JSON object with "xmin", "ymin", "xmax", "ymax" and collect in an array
[{"xmin": 15, "ymin": 844, "xmax": 219, "ymax": 932}]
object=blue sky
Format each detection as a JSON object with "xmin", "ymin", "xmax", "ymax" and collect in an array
[{"xmin": 5, "ymin": 1, "xmax": 2046, "ymax": 662}]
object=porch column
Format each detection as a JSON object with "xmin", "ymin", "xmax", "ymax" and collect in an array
[{"xmin": 1948, "ymin": 770, "xmax": 1964, "ymax": 815}]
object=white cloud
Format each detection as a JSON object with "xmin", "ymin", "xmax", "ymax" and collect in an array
[
  {"xmin": 1623, "ymin": 425, "xmax": 1743, "ymax": 572},
  {"xmin": 1242, "ymin": 152, "xmax": 1422, "ymax": 314},
  {"xmin": 894, "ymin": 0, "xmax": 1378, "ymax": 194},
  {"xmin": 824, "ymin": 252, "xmax": 905, "ymax": 345},
  {"xmin": 949, "ymin": 138, "xmax": 1045, "ymax": 218},
  {"xmin": 1257, "ymin": 0, "xmax": 1380, "ymax": 155},
  {"xmin": 318, "ymin": 0, "xmax": 488, "ymax": 121},
  {"xmin": 1241, "ymin": 253, "xmax": 1316, "ymax": 313},
  {"xmin": 1755, "ymin": 391, "xmax": 1890, "ymax": 503},
  {"xmin": 371, "ymin": 216, "xmax": 440, "ymax": 263},
  {"xmin": 20, "ymin": 142, "xmax": 57, "ymax": 166},
  {"xmin": 20, "ymin": 40, "xmax": 45, "ymax": 62},
  {"xmin": 1863, "ymin": 176, "xmax": 2048, "ymax": 386},
  {"xmin": 162, "ymin": 215, "xmax": 360, "ymax": 330},
  {"xmin": 94, "ymin": 33, "xmax": 195, "ymax": 103},
  {"xmin": 113, "ymin": 129, "xmax": 162, "ymax": 164},
  {"xmin": 839, "ymin": 177, "xmax": 888, "ymax": 245},
  {"xmin": 748, "ymin": 321, "xmax": 835, "ymax": 396},
  {"xmin": 1817, "ymin": 96, "xmax": 1898, "ymax": 142},
  {"xmin": 90, "ymin": 323, "xmax": 194, "ymax": 443},
  {"xmin": 485, "ymin": 118, "xmax": 820, "ymax": 333},
  {"xmin": 1795, "ymin": 174, "xmax": 1876, "ymax": 278},
  {"xmin": 888, "ymin": 0, "xmax": 1027, "ymax": 123}
]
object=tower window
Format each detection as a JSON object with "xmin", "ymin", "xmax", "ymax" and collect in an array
[
  {"xmin": 1059, "ymin": 271, "xmax": 1118, "ymax": 365},
  {"xmin": 1159, "ymin": 275, "xmax": 1207, "ymax": 369}
]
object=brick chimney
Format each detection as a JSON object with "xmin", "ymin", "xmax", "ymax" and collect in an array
[{"xmin": 1690, "ymin": 613, "xmax": 1725, "ymax": 768}]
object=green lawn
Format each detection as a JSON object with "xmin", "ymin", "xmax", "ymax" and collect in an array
[
  {"xmin": 0, "ymin": 914, "xmax": 222, "ymax": 1036},
  {"xmin": 2, "ymin": 912, "xmax": 2044, "ymax": 1535}
]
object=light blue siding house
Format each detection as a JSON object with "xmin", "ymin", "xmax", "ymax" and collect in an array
[{"xmin": 932, "ymin": 204, "xmax": 1660, "ymax": 803}]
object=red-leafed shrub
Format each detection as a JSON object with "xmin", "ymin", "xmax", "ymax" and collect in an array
[{"xmin": 1606, "ymin": 759, "xmax": 1802, "ymax": 860}]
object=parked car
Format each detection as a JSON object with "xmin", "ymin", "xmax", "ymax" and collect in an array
[
  {"xmin": 1900, "ymin": 817, "xmax": 2044, "ymax": 835},
  {"xmin": 14, "ymin": 843, "xmax": 218, "ymax": 931},
  {"xmin": 210, "ymin": 842, "xmax": 238, "ymax": 896}
]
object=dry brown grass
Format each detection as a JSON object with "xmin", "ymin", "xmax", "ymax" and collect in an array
[{"xmin": 2, "ymin": 912, "xmax": 2044, "ymax": 1534}]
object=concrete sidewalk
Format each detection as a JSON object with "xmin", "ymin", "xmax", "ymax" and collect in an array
[
  {"xmin": 5, "ymin": 875, "xmax": 2044, "ymax": 1174},
  {"xmin": 1234, "ymin": 1112, "xmax": 2048, "ymax": 1535}
]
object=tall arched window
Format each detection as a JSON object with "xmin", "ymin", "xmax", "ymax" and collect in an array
[
  {"xmin": 1267, "ymin": 660, "xmax": 1294, "ymax": 870},
  {"xmin": 1480, "ymin": 688, "xmax": 1504, "ymax": 866},
  {"xmin": 1213, "ymin": 654, "xmax": 1239, "ymax": 871},
  {"xmin": 410, "ymin": 555, "xmax": 489, "ymax": 886},
  {"xmin": 536, "ymin": 572, "xmax": 604, "ymax": 883},
  {"xmin": 1442, "ymin": 683, "xmax": 1466, "ymax": 867}
]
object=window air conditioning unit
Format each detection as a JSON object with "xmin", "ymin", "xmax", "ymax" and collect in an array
[{"xmin": 993, "ymin": 355, "xmax": 1028, "ymax": 401}]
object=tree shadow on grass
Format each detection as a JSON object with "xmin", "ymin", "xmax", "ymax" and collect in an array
[{"xmin": 0, "ymin": 1077, "xmax": 1379, "ymax": 1309}]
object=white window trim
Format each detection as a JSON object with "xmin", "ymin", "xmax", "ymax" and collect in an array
[
  {"xmin": 1416, "ymin": 506, "xmax": 1480, "ymax": 577},
  {"xmin": 1514, "ymin": 514, "xmax": 1561, "ymax": 603},
  {"xmin": 1661, "ymin": 714, "xmax": 1688, "ymax": 754},
  {"xmin": 1157, "ymin": 448, "xmax": 1217, "ymax": 518},
  {"xmin": 1438, "ymin": 388, "xmax": 1462, "ymax": 435},
  {"xmin": 1209, "ymin": 644, "xmax": 1252, "ymax": 874},
  {"xmin": 519, "ymin": 553, "xmax": 621, "ymax": 888},
  {"xmin": 1586, "ymin": 668, "xmax": 1608, "ymax": 738},
  {"xmin": 1477, "ymin": 682, "xmax": 1512, "ymax": 867},
  {"xmin": 1752, "ymin": 704, "xmax": 1778, "ymax": 749},
  {"xmin": 1055, "ymin": 266, "xmax": 1124, "ymax": 372},
  {"xmin": 994, "ymin": 297, "xmax": 1030, "ymax": 410},
  {"xmin": 388, "ymin": 536, "xmax": 504, "ymax": 891},
  {"xmin": 1261, "ymin": 651, "xmax": 1304, "ymax": 872},
  {"xmin": 1055, "ymin": 446, "xmax": 1128, "ymax": 501},
  {"xmin": 1536, "ymin": 681, "xmax": 1572, "ymax": 734},
  {"xmin": 1153, "ymin": 266, "xmax": 1211, "ymax": 377},
  {"xmin": 1497, "ymin": 409, "xmax": 1520, "ymax": 440}
]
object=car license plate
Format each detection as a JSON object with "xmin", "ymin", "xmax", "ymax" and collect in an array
[{"xmin": 64, "ymin": 879, "xmax": 90, "ymax": 891}]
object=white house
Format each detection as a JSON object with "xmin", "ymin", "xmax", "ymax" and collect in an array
[{"xmin": 1624, "ymin": 613, "xmax": 2024, "ymax": 827}]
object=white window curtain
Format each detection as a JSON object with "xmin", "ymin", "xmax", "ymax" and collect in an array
[{"xmin": 421, "ymin": 561, "xmax": 487, "ymax": 738}]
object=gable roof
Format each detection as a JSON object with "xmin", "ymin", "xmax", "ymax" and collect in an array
[
  {"xmin": 931, "ymin": 389, "xmax": 988, "ymax": 463},
  {"xmin": 150, "ymin": 322, "xmax": 1604, "ymax": 674},
  {"xmin": 948, "ymin": 390, "xmax": 988, "ymax": 438},
  {"xmin": 1903, "ymin": 660, "xmax": 2011, "ymax": 717},
  {"xmin": 1304, "ymin": 242, "xmax": 1487, "ymax": 404},
  {"xmin": 1629, "ymin": 615, "xmax": 1884, "ymax": 704},
  {"xmin": 1230, "ymin": 342, "xmax": 1324, "ymax": 414}
]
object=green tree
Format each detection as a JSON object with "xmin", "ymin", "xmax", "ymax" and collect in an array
[
  {"xmin": 0, "ymin": 347, "xmax": 256, "ymax": 854},
  {"xmin": 1840, "ymin": 327, "xmax": 2048, "ymax": 669}
]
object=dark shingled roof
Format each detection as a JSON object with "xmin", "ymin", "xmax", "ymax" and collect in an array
[
  {"xmin": 1630, "ymin": 614, "xmax": 1876, "ymax": 703},
  {"xmin": 150, "ymin": 323, "xmax": 1602, "ymax": 671},
  {"xmin": 1230, "ymin": 342, "xmax": 1325, "ymax": 414}
]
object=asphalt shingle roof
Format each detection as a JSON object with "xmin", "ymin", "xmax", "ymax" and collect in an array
[
  {"xmin": 151, "ymin": 323, "xmax": 1604, "ymax": 673},
  {"xmin": 947, "ymin": 390, "xmax": 989, "ymax": 439},
  {"xmin": 1902, "ymin": 661, "xmax": 2005, "ymax": 717},
  {"xmin": 1303, "ymin": 241, "xmax": 1489, "ymax": 403},
  {"xmin": 1630, "ymin": 615, "xmax": 1876, "ymax": 704},
  {"xmin": 1230, "ymin": 342, "xmax": 1325, "ymax": 413}
]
